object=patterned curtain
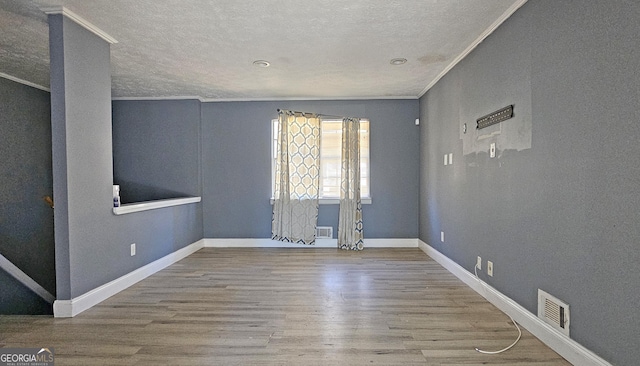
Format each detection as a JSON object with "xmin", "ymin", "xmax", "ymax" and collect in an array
[
  {"xmin": 272, "ymin": 110, "xmax": 321, "ymax": 245},
  {"xmin": 338, "ymin": 117, "xmax": 364, "ymax": 250}
]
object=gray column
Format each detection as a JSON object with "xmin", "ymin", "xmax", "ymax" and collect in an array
[{"xmin": 47, "ymin": 11, "xmax": 116, "ymax": 300}]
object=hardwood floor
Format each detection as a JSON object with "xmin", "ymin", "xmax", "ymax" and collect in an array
[{"xmin": 0, "ymin": 248, "xmax": 571, "ymax": 365}]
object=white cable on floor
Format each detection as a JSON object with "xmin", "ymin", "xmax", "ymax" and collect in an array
[{"xmin": 473, "ymin": 263, "xmax": 522, "ymax": 354}]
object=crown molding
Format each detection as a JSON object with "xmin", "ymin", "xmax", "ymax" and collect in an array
[
  {"xmin": 418, "ymin": 0, "xmax": 528, "ymax": 98},
  {"xmin": 111, "ymin": 95, "xmax": 418, "ymax": 103},
  {"xmin": 0, "ymin": 72, "xmax": 50, "ymax": 92},
  {"xmin": 199, "ymin": 95, "xmax": 419, "ymax": 103},
  {"xmin": 112, "ymin": 96, "xmax": 205, "ymax": 102},
  {"xmin": 41, "ymin": 6, "xmax": 118, "ymax": 44}
]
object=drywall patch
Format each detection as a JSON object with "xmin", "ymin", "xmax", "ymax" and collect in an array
[{"xmin": 461, "ymin": 103, "xmax": 532, "ymax": 157}]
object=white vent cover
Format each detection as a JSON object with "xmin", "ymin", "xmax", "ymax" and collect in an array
[
  {"xmin": 538, "ymin": 289, "xmax": 570, "ymax": 337},
  {"xmin": 316, "ymin": 226, "xmax": 333, "ymax": 239}
]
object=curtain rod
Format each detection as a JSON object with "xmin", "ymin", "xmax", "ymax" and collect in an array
[{"xmin": 277, "ymin": 109, "xmax": 360, "ymax": 120}]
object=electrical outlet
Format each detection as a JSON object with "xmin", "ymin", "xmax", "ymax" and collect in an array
[
  {"xmin": 448, "ymin": 153, "xmax": 453, "ymax": 165},
  {"xmin": 130, "ymin": 243, "xmax": 136, "ymax": 256},
  {"xmin": 487, "ymin": 261, "xmax": 494, "ymax": 276},
  {"xmin": 489, "ymin": 143, "xmax": 496, "ymax": 158},
  {"xmin": 476, "ymin": 256, "xmax": 482, "ymax": 270},
  {"xmin": 444, "ymin": 154, "xmax": 448, "ymax": 166},
  {"xmin": 440, "ymin": 231, "xmax": 445, "ymax": 242}
]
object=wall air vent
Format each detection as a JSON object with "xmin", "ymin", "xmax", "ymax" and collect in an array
[
  {"xmin": 538, "ymin": 289, "xmax": 570, "ymax": 337},
  {"xmin": 316, "ymin": 226, "xmax": 333, "ymax": 239}
]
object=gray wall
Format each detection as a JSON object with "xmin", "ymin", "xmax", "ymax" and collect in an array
[
  {"xmin": 0, "ymin": 269, "xmax": 51, "ymax": 314},
  {"xmin": 202, "ymin": 100, "xmax": 419, "ymax": 239},
  {"xmin": 419, "ymin": 1, "xmax": 639, "ymax": 365},
  {"xmin": 0, "ymin": 77, "xmax": 54, "ymax": 314},
  {"xmin": 49, "ymin": 15, "xmax": 202, "ymax": 299},
  {"xmin": 112, "ymin": 100, "xmax": 201, "ymax": 203}
]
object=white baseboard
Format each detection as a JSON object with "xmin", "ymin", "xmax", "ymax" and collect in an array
[
  {"xmin": 50, "ymin": 236, "xmax": 610, "ymax": 365},
  {"xmin": 418, "ymin": 240, "xmax": 612, "ymax": 366},
  {"xmin": 204, "ymin": 238, "xmax": 418, "ymax": 248},
  {"xmin": 53, "ymin": 239, "xmax": 205, "ymax": 318}
]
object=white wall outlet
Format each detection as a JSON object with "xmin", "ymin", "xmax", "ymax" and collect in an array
[
  {"xmin": 440, "ymin": 231, "xmax": 445, "ymax": 242},
  {"xmin": 489, "ymin": 143, "xmax": 496, "ymax": 158},
  {"xmin": 476, "ymin": 256, "xmax": 482, "ymax": 270},
  {"xmin": 444, "ymin": 154, "xmax": 448, "ymax": 166},
  {"xmin": 487, "ymin": 261, "xmax": 494, "ymax": 276},
  {"xmin": 130, "ymin": 243, "xmax": 136, "ymax": 256},
  {"xmin": 448, "ymin": 153, "xmax": 453, "ymax": 165}
]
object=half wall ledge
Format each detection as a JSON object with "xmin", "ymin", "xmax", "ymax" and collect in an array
[{"xmin": 112, "ymin": 196, "xmax": 201, "ymax": 215}]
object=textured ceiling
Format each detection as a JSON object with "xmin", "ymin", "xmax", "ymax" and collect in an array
[{"xmin": 0, "ymin": 0, "xmax": 525, "ymax": 100}]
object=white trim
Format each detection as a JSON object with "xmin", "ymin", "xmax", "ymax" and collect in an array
[
  {"xmin": 41, "ymin": 6, "xmax": 118, "ymax": 44},
  {"xmin": 0, "ymin": 253, "xmax": 55, "ymax": 304},
  {"xmin": 417, "ymin": 0, "xmax": 528, "ymax": 98},
  {"xmin": 364, "ymin": 238, "xmax": 418, "ymax": 248},
  {"xmin": 112, "ymin": 196, "xmax": 201, "ymax": 215},
  {"xmin": 112, "ymin": 96, "xmax": 205, "ymax": 102},
  {"xmin": 111, "ymin": 95, "xmax": 417, "ymax": 103},
  {"xmin": 200, "ymin": 95, "xmax": 418, "ymax": 103},
  {"xmin": 0, "ymin": 72, "xmax": 50, "ymax": 92},
  {"xmin": 418, "ymin": 240, "xmax": 612, "ymax": 366},
  {"xmin": 269, "ymin": 198, "xmax": 372, "ymax": 205},
  {"xmin": 204, "ymin": 238, "xmax": 417, "ymax": 248},
  {"xmin": 53, "ymin": 239, "xmax": 204, "ymax": 317}
]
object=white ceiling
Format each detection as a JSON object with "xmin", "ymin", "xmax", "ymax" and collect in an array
[{"xmin": 0, "ymin": 0, "xmax": 525, "ymax": 100}]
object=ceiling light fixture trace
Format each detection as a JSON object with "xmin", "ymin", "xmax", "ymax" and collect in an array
[
  {"xmin": 390, "ymin": 58, "xmax": 407, "ymax": 65},
  {"xmin": 253, "ymin": 60, "xmax": 271, "ymax": 68}
]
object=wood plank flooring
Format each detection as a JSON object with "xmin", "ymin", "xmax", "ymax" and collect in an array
[{"xmin": 0, "ymin": 248, "xmax": 571, "ymax": 365}]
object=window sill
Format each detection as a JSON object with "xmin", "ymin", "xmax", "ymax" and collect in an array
[
  {"xmin": 270, "ymin": 198, "xmax": 371, "ymax": 205},
  {"xmin": 113, "ymin": 196, "xmax": 201, "ymax": 215}
]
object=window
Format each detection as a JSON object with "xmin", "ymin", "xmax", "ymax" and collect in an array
[{"xmin": 272, "ymin": 118, "xmax": 370, "ymax": 201}]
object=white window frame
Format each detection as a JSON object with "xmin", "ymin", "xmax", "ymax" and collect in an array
[{"xmin": 271, "ymin": 118, "xmax": 371, "ymax": 204}]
